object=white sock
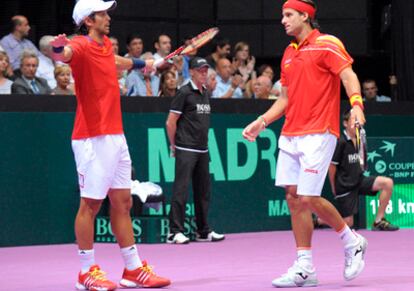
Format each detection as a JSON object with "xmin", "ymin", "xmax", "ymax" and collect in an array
[
  {"xmin": 297, "ymin": 249, "xmax": 313, "ymax": 268},
  {"xmin": 337, "ymin": 224, "xmax": 358, "ymax": 248},
  {"xmin": 79, "ymin": 249, "xmax": 95, "ymax": 274},
  {"xmin": 120, "ymin": 245, "xmax": 142, "ymax": 270}
]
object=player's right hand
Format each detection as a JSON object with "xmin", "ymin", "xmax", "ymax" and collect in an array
[
  {"xmin": 242, "ymin": 119, "xmax": 264, "ymax": 142},
  {"xmin": 50, "ymin": 34, "xmax": 70, "ymax": 48}
]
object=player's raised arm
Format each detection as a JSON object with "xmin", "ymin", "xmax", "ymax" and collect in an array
[{"xmin": 50, "ymin": 34, "xmax": 73, "ymax": 63}]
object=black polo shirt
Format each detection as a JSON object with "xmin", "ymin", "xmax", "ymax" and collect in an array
[
  {"xmin": 170, "ymin": 81, "xmax": 211, "ymax": 151},
  {"xmin": 331, "ymin": 131, "xmax": 364, "ymax": 194}
]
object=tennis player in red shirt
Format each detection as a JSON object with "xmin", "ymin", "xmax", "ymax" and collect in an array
[
  {"xmin": 243, "ymin": 0, "xmax": 367, "ymax": 287},
  {"xmin": 50, "ymin": 0, "xmax": 170, "ymax": 290}
]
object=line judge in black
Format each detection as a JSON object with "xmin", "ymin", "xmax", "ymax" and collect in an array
[{"xmin": 165, "ymin": 57, "xmax": 225, "ymax": 244}]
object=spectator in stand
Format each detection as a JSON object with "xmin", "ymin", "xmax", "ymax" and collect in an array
[
  {"xmin": 245, "ymin": 64, "xmax": 274, "ymax": 98},
  {"xmin": 153, "ymin": 34, "xmax": 172, "ymax": 62},
  {"xmin": 11, "ymin": 49, "xmax": 51, "ymax": 95},
  {"xmin": 212, "ymin": 58, "xmax": 245, "ymax": 98},
  {"xmin": 252, "ymin": 75, "xmax": 277, "ymax": 100},
  {"xmin": 206, "ymin": 68, "xmax": 217, "ymax": 93},
  {"xmin": 0, "ymin": 51, "xmax": 13, "ymax": 94},
  {"xmin": 258, "ymin": 64, "xmax": 282, "ymax": 98},
  {"xmin": 109, "ymin": 36, "xmax": 120, "ymax": 55},
  {"xmin": 110, "ymin": 36, "xmax": 127, "ymax": 95},
  {"xmin": 158, "ymin": 70, "xmax": 178, "ymax": 97},
  {"xmin": 124, "ymin": 34, "xmax": 143, "ymax": 58},
  {"xmin": 52, "ymin": 65, "xmax": 73, "ymax": 95},
  {"xmin": 232, "ymin": 41, "xmax": 256, "ymax": 83},
  {"xmin": 37, "ymin": 35, "xmax": 57, "ymax": 89},
  {"xmin": 0, "ymin": 15, "xmax": 40, "ymax": 70},
  {"xmin": 205, "ymin": 37, "xmax": 231, "ymax": 70},
  {"xmin": 362, "ymin": 79, "xmax": 391, "ymax": 102},
  {"xmin": 126, "ymin": 52, "xmax": 160, "ymax": 97}
]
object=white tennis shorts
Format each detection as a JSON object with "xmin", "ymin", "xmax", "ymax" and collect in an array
[
  {"xmin": 72, "ymin": 134, "xmax": 132, "ymax": 200},
  {"xmin": 275, "ymin": 131, "xmax": 337, "ymax": 196}
]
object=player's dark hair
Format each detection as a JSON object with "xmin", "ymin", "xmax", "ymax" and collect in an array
[
  {"xmin": 298, "ymin": 0, "xmax": 320, "ymax": 29},
  {"xmin": 76, "ymin": 13, "xmax": 96, "ymax": 35}
]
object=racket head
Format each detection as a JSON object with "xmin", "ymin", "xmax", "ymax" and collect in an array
[{"xmin": 181, "ymin": 27, "xmax": 220, "ymax": 55}]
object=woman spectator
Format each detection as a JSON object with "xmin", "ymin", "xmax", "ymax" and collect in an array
[
  {"xmin": 158, "ymin": 70, "xmax": 178, "ymax": 97},
  {"xmin": 52, "ymin": 65, "xmax": 74, "ymax": 95},
  {"xmin": 232, "ymin": 41, "xmax": 256, "ymax": 83},
  {"xmin": 0, "ymin": 51, "xmax": 13, "ymax": 94}
]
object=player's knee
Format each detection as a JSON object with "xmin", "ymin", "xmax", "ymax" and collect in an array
[
  {"xmin": 111, "ymin": 196, "xmax": 132, "ymax": 214},
  {"xmin": 80, "ymin": 199, "xmax": 102, "ymax": 217},
  {"xmin": 286, "ymin": 193, "xmax": 300, "ymax": 209},
  {"xmin": 298, "ymin": 196, "xmax": 312, "ymax": 209}
]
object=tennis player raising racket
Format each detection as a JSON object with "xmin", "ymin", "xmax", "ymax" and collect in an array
[
  {"xmin": 243, "ymin": 0, "xmax": 367, "ymax": 288},
  {"xmin": 50, "ymin": 0, "xmax": 170, "ymax": 290}
]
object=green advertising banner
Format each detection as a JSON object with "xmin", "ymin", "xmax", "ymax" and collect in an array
[
  {"xmin": 0, "ymin": 106, "xmax": 413, "ymax": 246},
  {"xmin": 365, "ymin": 137, "xmax": 414, "ymax": 229}
]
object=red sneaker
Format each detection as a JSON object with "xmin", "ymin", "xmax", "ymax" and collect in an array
[
  {"xmin": 119, "ymin": 261, "xmax": 171, "ymax": 288},
  {"xmin": 76, "ymin": 265, "xmax": 117, "ymax": 291}
]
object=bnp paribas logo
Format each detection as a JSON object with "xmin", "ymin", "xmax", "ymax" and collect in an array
[{"xmin": 366, "ymin": 140, "xmax": 396, "ymax": 175}]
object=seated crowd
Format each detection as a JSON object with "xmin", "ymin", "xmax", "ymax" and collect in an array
[{"xmin": 0, "ymin": 14, "xmax": 392, "ymax": 101}]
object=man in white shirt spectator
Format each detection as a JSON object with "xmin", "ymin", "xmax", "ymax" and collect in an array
[
  {"xmin": 212, "ymin": 58, "xmax": 245, "ymax": 98},
  {"xmin": 0, "ymin": 15, "xmax": 40, "ymax": 70},
  {"xmin": 36, "ymin": 35, "xmax": 57, "ymax": 89},
  {"xmin": 362, "ymin": 79, "xmax": 391, "ymax": 102},
  {"xmin": 153, "ymin": 34, "xmax": 171, "ymax": 62}
]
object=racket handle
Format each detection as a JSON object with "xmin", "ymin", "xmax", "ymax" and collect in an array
[{"xmin": 153, "ymin": 58, "xmax": 166, "ymax": 68}]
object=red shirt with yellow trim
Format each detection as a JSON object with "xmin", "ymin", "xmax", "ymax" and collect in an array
[
  {"xmin": 280, "ymin": 29, "xmax": 353, "ymax": 138},
  {"xmin": 68, "ymin": 35, "xmax": 123, "ymax": 139}
]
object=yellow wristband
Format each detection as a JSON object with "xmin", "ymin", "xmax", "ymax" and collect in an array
[{"xmin": 349, "ymin": 94, "xmax": 364, "ymax": 110}]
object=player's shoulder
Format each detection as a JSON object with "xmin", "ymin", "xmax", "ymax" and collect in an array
[
  {"xmin": 70, "ymin": 35, "xmax": 89, "ymax": 46},
  {"xmin": 315, "ymin": 34, "xmax": 346, "ymax": 50}
]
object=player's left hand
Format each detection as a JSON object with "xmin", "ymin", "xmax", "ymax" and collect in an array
[
  {"xmin": 50, "ymin": 34, "xmax": 69, "ymax": 48},
  {"xmin": 143, "ymin": 59, "xmax": 156, "ymax": 75},
  {"xmin": 351, "ymin": 106, "xmax": 365, "ymax": 128},
  {"xmin": 242, "ymin": 119, "xmax": 264, "ymax": 142}
]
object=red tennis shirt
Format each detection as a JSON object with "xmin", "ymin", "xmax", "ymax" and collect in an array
[
  {"xmin": 280, "ymin": 29, "xmax": 353, "ymax": 138},
  {"xmin": 68, "ymin": 35, "xmax": 123, "ymax": 139}
]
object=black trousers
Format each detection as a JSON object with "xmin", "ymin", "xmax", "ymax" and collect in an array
[{"xmin": 169, "ymin": 149, "xmax": 211, "ymax": 235}]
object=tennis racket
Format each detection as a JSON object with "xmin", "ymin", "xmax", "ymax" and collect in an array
[
  {"xmin": 154, "ymin": 27, "xmax": 219, "ymax": 67},
  {"xmin": 355, "ymin": 121, "xmax": 368, "ymax": 171}
]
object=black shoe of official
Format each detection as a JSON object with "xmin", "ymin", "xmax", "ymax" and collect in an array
[{"xmin": 372, "ymin": 218, "xmax": 399, "ymax": 231}]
